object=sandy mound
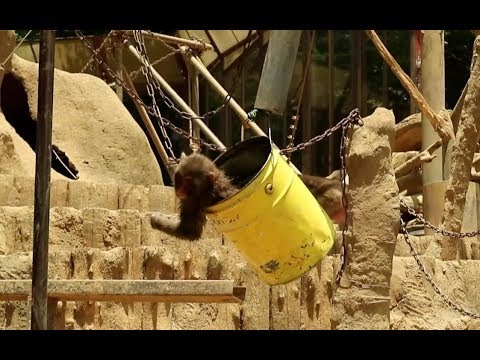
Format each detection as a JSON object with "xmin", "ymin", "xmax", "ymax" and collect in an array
[{"xmin": 2, "ymin": 54, "xmax": 163, "ymax": 186}]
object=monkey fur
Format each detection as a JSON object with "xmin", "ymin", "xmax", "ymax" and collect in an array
[
  {"xmin": 300, "ymin": 174, "xmax": 346, "ymax": 229},
  {"xmin": 150, "ymin": 152, "xmax": 239, "ymax": 241}
]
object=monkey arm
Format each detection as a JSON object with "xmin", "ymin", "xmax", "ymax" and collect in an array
[{"xmin": 150, "ymin": 212, "xmax": 205, "ymax": 241}]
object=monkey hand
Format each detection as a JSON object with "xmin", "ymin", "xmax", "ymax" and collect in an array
[{"xmin": 150, "ymin": 212, "xmax": 179, "ymax": 231}]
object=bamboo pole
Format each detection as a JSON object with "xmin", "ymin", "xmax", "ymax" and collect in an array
[
  {"xmin": 365, "ymin": 30, "xmax": 454, "ymax": 142},
  {"xmin": 121, "ymin": 30, "xmax": 214, "ymax": 52}
]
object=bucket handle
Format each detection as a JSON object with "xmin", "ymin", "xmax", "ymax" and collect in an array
[{"xmin": 265, "ymin": 117, "xmax": 277, "ymax": 195}]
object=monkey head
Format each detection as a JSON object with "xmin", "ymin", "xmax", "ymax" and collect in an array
[{"xmin": 173, "ymin": 152, "xmax": 217, "ymax": 202}]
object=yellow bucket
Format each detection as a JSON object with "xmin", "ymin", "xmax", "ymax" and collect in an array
[{"xmin": 207, "ymin": 136, "xmax": 335, "ymax": 285}]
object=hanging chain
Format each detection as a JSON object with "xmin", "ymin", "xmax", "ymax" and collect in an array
[
  {"xmin": 286, "ymin": 115, "xmax": 300, "ymax": 162},
  {"xmin": 400, "ymin": 198, "xmax": 480, "ymax": 238},
  {"xmin": 79, "ymin": 30, "xmax": 123, "ymax": 74},
  {"xmin": 280, "ymin": 109, "xmax": 363, "ymax": 155},
  {"xmin": 335, "ymin": 121, "xmax": 352, "ymax": 285},
  {"xmin": 131, "ymin": 29, "xmax": 254, "ymax": 129},
  {"xmin": 132, "ymin": 30, "xmax": 178, "ymax": 162},
  {"xmin": 400, "ymin": 218, "xmax": 480, "ymax": 319},
  {"xmin": 74, "ymin": 30, "xmax": 224, "ymax": 154}
]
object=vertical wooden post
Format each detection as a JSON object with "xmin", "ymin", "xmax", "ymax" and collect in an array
[
  {"xmin": 328, "ymin": 30, "xmax": 335, "ymax": 174},
  {"xmin": 31, "ymin": 29, "xmax": 55, "ymax": 330},
  {"xmin": 421, "ymin": 30, "xmax": 446, "ymax": 232}
]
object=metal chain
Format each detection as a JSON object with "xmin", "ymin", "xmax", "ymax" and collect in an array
[
  {"xmin": 135, "ymin": 30, "xmax": 254, "ymax": 125},
  {"xmin": 132, "ymin": 30, "xmax": 178, "ymax": 161},
  {"xmin": 280, "ymin": 109, "xmax": 363, "ymax": 155},
  {"xmin": 335, "ymin": 121, "xmax": 352, "ymax": 285},
  {"xmin": 400, "ymin": 218, "xmax": 480, "ymax": 319},
  {"xmin": 80, "ymin": 31, "xmax": 121, "ymax": 74},
  {"xmin": 400, "ymin": 198, "xmax": 480, "ymax": 238},
  {"xmin": 74, "ymin": 30, "xmax": 224, "ymax": 154},
  {"xmin": 286, "ymin": 115, "xmax": 300, "ymax": 162}
]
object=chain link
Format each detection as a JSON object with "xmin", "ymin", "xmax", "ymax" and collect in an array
[
  {"xmin": 335, "ymin": 119, "xmax": 352, "ymax": 285},
  {"xmin": 74, "ymin": 30, "xmax": 225, "ymax": 155},
  {"xmin": 400, "ymin": 198, "xmax": 480, "ymax": 238},
  {"xmin": 280, "ymin": 109, "xmax": 363, "ymax": 155},
  {"xmin": 132, "ymin": 29, "xmax": 253, "ymax": 133},
  {"xmin": 79, "ymin": 31, "xmax": 121, "ymax": 74},
  {"xmin": 400, "ymin": 218, "xmax": 480, "ymax": 319},
  {"xmin": 132, "ymin": 30, "xmax": 178, "ymax": 161}
]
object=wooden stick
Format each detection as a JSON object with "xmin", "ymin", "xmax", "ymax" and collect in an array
[
  {"xmin": 394, "ymin": 139, "xmax": 442, "ymax": 177},
  {"xmin": 365, "ymin": 30, "xmax": 454, "ymax": 142},
  {"xmin": 120, "ymin": 30, "xmax": 214, "ymax": 52}
]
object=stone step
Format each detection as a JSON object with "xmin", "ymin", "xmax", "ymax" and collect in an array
[
  {"xmin": 0, "ymin": 175, "xmax": 175, "ymax": 212},
  {"xmin": 0, "ymin": 205, "xmax": 220, "ymax": 256}
]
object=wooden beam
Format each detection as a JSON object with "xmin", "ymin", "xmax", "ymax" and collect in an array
[
  {"xmin": 0, "ymin": 280, "xmax": 246, "ymax": 304},
  {"xmin": 122, "ymin": 30, "xmax": 214, "ymax": 52},
  {"xmin": 31, "ymin": 29, "xmax": 55, "ymax": 331}
]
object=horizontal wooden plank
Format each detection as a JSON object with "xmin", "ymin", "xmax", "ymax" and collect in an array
[{"xmin": 0, "ymin": 280, "xmax": 245, "ymax": 303}]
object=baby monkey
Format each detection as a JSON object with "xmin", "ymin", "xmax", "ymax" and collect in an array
[
  {"xmin": 300, "ymin": 174, "xmax": 346, "ymax": 229},
  {"xmin": 150, "ymin": 152, "xmax": 239, "ymax": 241}
]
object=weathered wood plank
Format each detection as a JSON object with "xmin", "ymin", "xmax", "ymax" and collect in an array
[{"xmin": 0, "ymin": 280, "xmax": 245, "ymax": 304}]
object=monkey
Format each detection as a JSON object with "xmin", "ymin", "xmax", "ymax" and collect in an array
[
  {"xmin": 150, "ymin": 152, "xmax": 239, "ymax": 241},
  {"xmin": 300, "ymin": 174, "xmax": 346, "ymax": 229}
]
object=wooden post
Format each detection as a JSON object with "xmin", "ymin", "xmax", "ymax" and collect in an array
[
  {"xmin": 328, "ymin": 30, "xmax": 335, "ymax": 174},
  {"xmin": 31, "ymin": 29, "xmax": 55, "ymax": 330},
  {"xmin": 421, "ymin": 30, "xmax": 446, "ymax": 231}
]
